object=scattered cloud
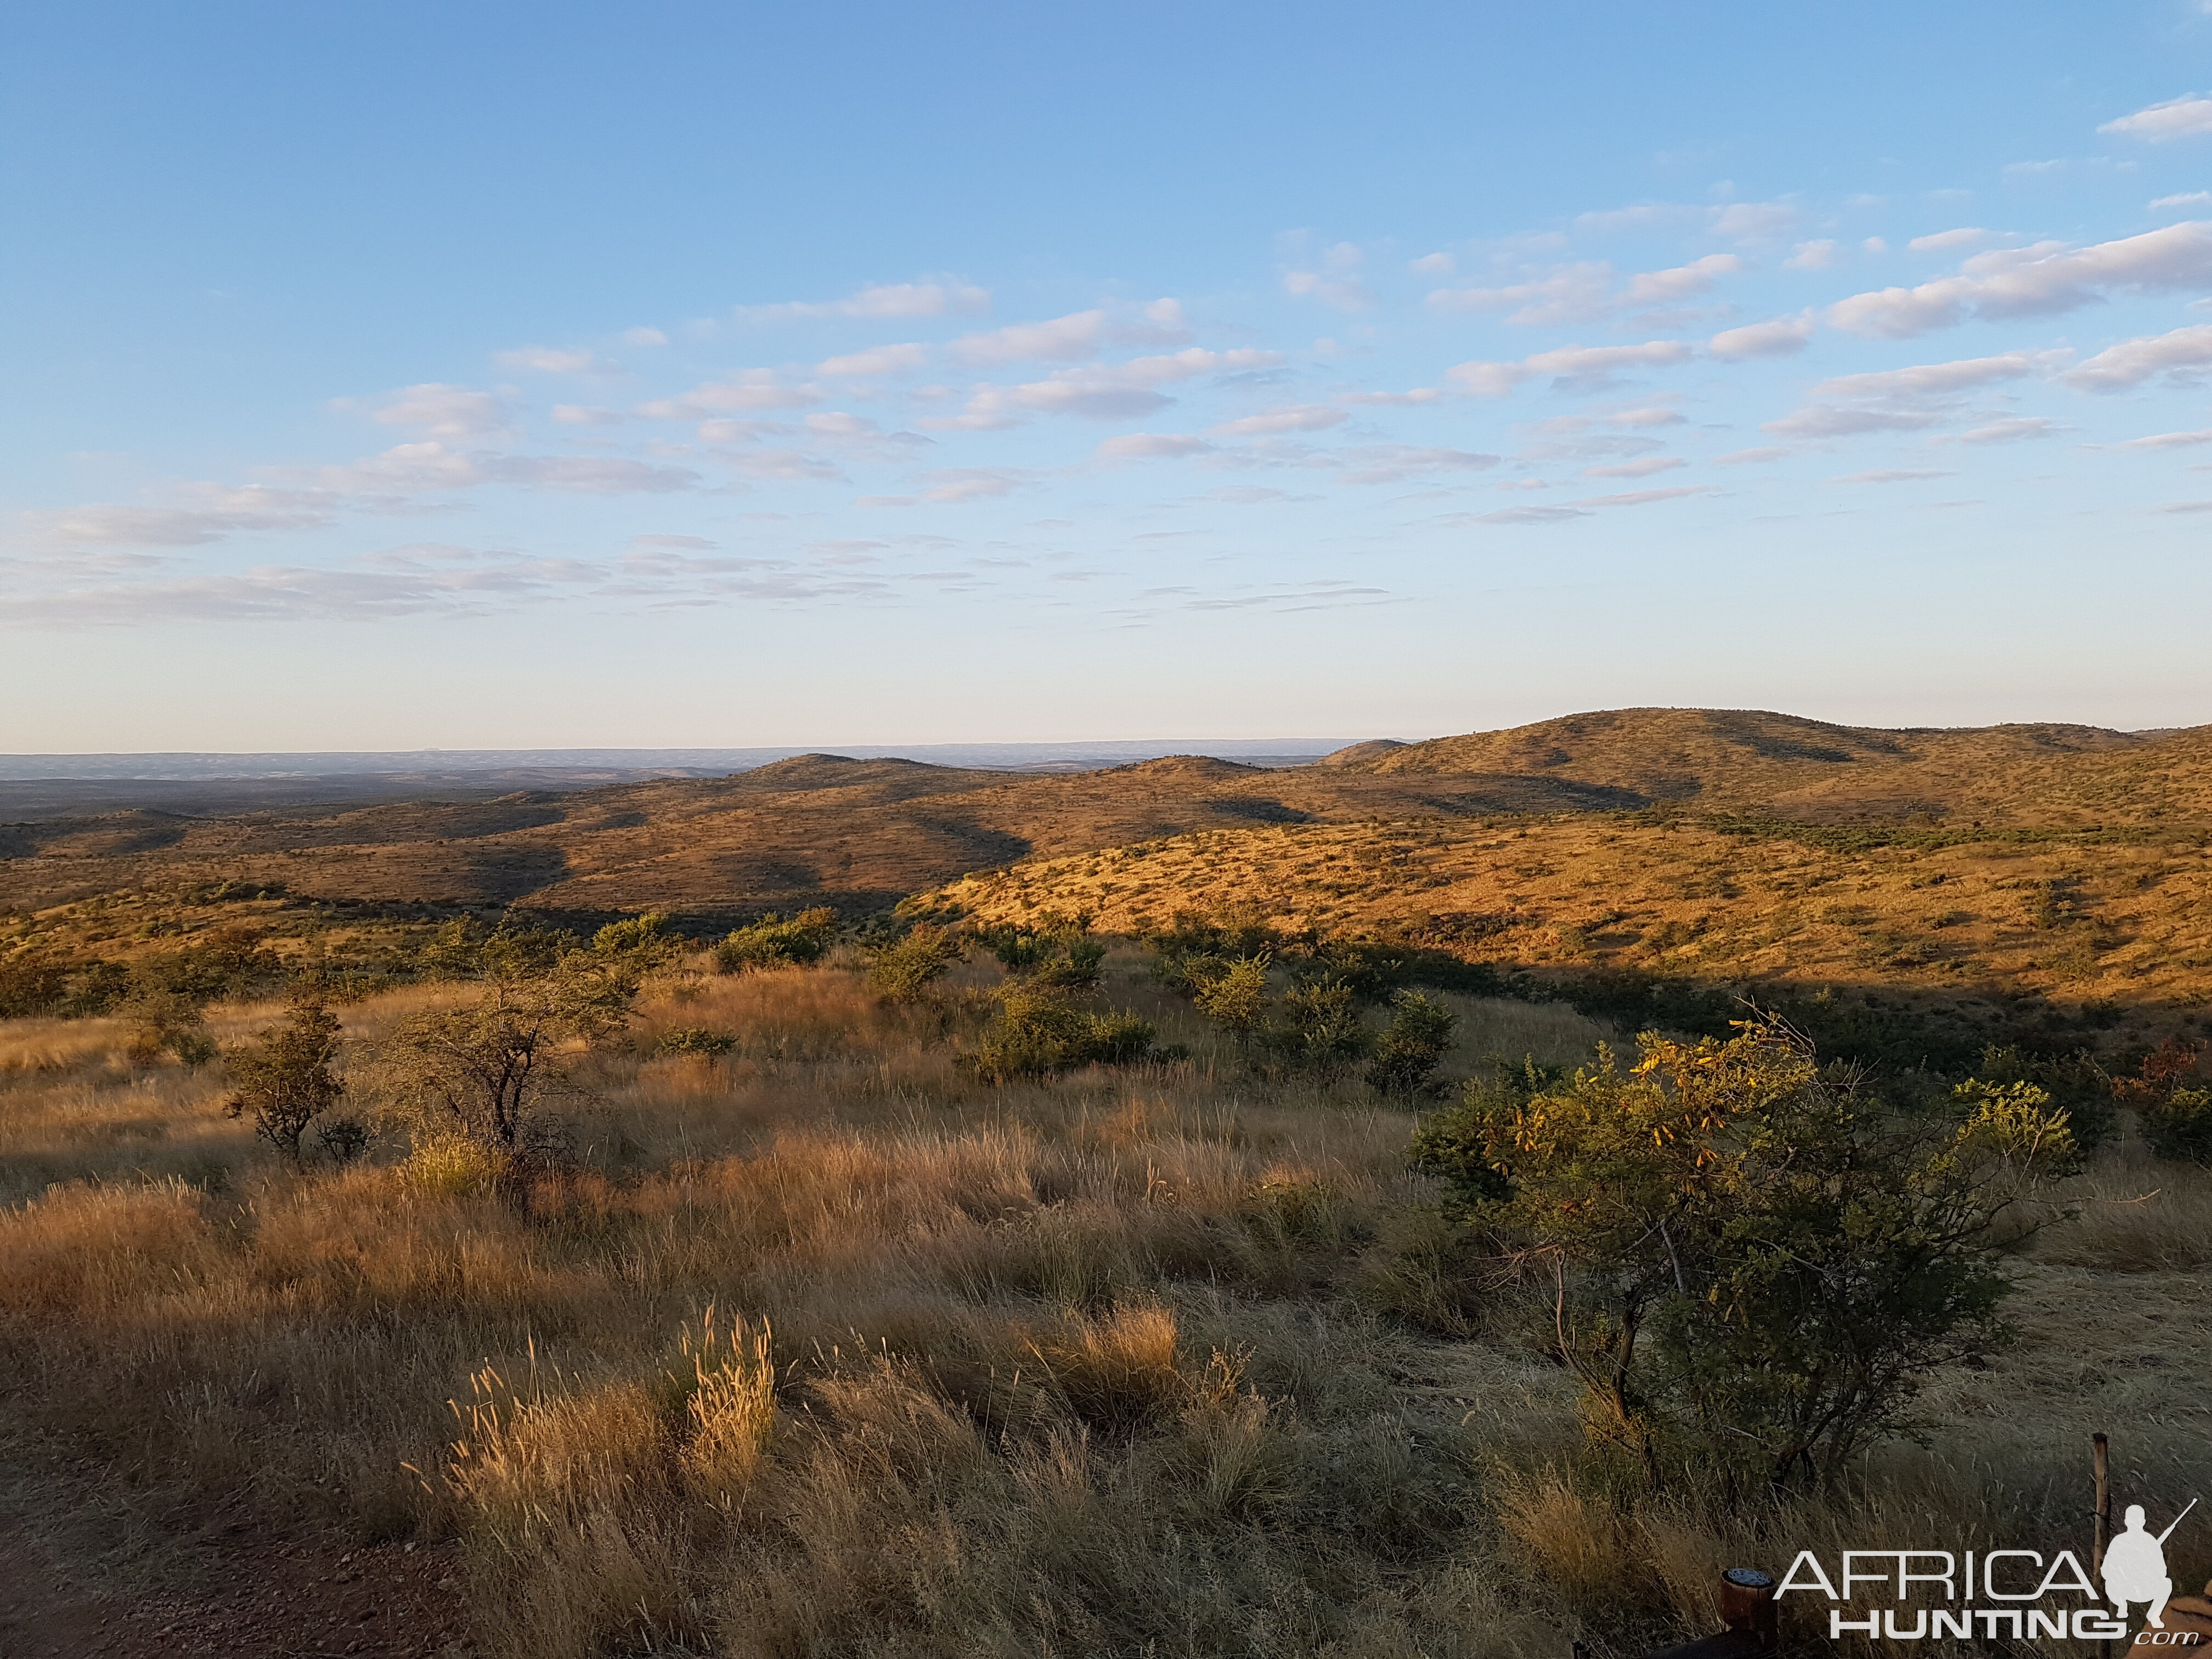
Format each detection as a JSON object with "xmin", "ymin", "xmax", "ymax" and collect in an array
[
  {"xmin": 1953, "ymin": 416, "xmax": 2060, "ymax": 443},
  {"xmin": 1209, "ymin": 404, "xmax": 1347, "ymax": 437},
  {"xmin": 20, "ymin": 486, "xmax": 337, "ymax": 549},
  {"xmin": 817, "ymin": 342, "xmax": 931, "ymax": 376},
  {"xmin": 551, "ymin": 405, "xmax": 624, "ymax": 426},
  {"xmin": 2103, "ymin": 427, "xmax": 2212, "ymax": 449},
  {"xmin": 1342, "ymin": 388, "xmax": 1444, "ymax": 405},
  {"xmin": 950, "ymin": 310, "xmax": 1109, "ymax": 366},
  {"xmin": 1283, "ymin": 243, "xmax": 1373, "ymax": 310},
  {"xmin": 2153, "ymin": 191, "xmax": 2212, "ymax": 210},
  {"xmin": 2100, "ymin": 96, "xmax": 2212, "ymax": 142},
  {"xmin": 1714, "ymin": 447, "xmax": 1790, "ymax": 465},
  {"xmin": 1584, "ymin": 456, "xmax": 1687, "ymax": 478},
  {"xmin": 736, "ymin": 280, "xmax": 991, "ymax": 321},
  {"xmin": 4, "ymin": 552, "xmax": 606, "ymax": 627},
  {"xmin": 619, "ymin": 326, "xmax": 669, "ymax": 347},
  {"xmin": 1449, "ymin": 340, "xmax": 1696, "ymax": 396},
  {"xmin": 1330, "ymin": 445, "xmax": 1499, "ymax": 484},
  {"xmin": 494, "ymin": 345, "xmax": 618, "ymax": 375},
  {"xmin": 1457, "ymin": 483, "xmax": 1712, "ymax": 526},
  {"xmin": 634, "ymin": 372, "xmax": 822, "ymax": 419},
  {"xmin": 1711, "ymin": 201, "xmax": 1799, "ymax": 240},
  {"xmin": 1097, "ymin": 433, "xmax": 1214, "ymax": 460},
  {"xmin": 1784, "ymin": 240, "xmax": 1840, "ymax": 270},
  {"xmin": 1907, "ymin": 228, "xmax": 1990, "ymax": 253},
  {"xmin": 1834, "ymin": 469, "xmax": 1955, "ymax": 484},
  {"xmin": 1709, "ymin": 313, "xmax": 1815, "ymax": 359},
  {"xmin": 1765, "ymin": 351, "xmax": 2062, "ymax": 437},
  {"xmin": 366, "ymin": 383, "xmax": 510, "ymax": 439},
  {"xmin": 1410, "ymin": 251, "xmax": 1456, "ymax": 275},
  {"xmin": 1624, "ymin": 253, "xmax": 1743, "ymax": 303},
  {"xmin": 929, "ymin": 348, "xmax": 1284, "ymax": 428},
  {"xmin": 1430, "ymin": 255, "xmax": 1740, "ymax": 326},
  {"xmin": 1826, "ymin": 222, "xmax": 2212, "ymax": 337},
  {"xmin": 2063, "ymin": 323, "xmax": 2212, "ymax": 391}
]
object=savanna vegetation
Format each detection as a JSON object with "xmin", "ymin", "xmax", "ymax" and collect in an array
[{"xmin": 2, "ymin": 891, "xmax": 2209, "ymax": 1658}]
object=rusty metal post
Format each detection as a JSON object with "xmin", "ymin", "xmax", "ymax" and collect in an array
[
  {"xmin": 2095, "ymin": 1433, "xmax": 2112, "ymax": 1659},
  {"xmin": 1719, "ymin": 1567, "xmax": 1778, "ymax": 1651}
]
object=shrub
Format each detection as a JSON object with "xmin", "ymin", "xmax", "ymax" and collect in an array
[
  {"xmin": 136, "ymin": 926, "xmax": 285, "ymax": 1001},
  {"xmin": 712, "ymin": 907, "xmax": 838, "ymax": 974},
  {"xmin": 219, "ymin": 993, "xmax": 346, "ymax": 1160},
  {"xmin": 591, "ymin": 912, "xmax": 685, "ymax": 969},
  {"xmin": 966, "ymin": 984, "xmax": 1156, "ymax": 1082},
  {"xmin": 373, "ymin": 956, "xmax": 636, "ymax": 1150},
  {"xmin": 1413, "ymin": 1021, "xmax": 2079, "ymax": 1491},
  {"xmin": 1970, "ymin": 1042, "xmax": 2116, "ymax": 1150},
  {"xmin": 123, "ymin": 990, "xmax": 218, "ymax": 1067},
  {"xmin": 0, "ymin": 955, "xmax": 69, "ymax": 1018},
  {"xmin": 863, "ymin": 923, "xmax": 966, "ymax": 1003},
  {"xmin": 1365, "ymin": 990, "xmax": 1457, "ymax": 1097},
  {"xmin": 656, "ymin": 1027, "xmax": 738, "ymax": 1058},
  {"xmin": 1190, "ymin": 955, "xmax": 1271, "ymax": 1036},
  {"xmin": 1263, "ymin": 977, "xmax": 1372, "ymax": 1078},
  {"xmin": 2144, "ymin": 1088, "xmax": 2212, "ymax": 1165}
]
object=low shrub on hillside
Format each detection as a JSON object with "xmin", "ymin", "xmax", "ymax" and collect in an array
[
  {"xmin": 964, "ymin": 984, "xmax": 1156, "ymax": 1082},
  {"xmin": 713, "ymin": 908, "xmax": 839, "ymax": 974}
]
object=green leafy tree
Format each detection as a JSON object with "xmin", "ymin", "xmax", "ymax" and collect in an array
[
  {"xmin": 965, "ymin": 983, "xmax": 1156, "ymax": 1083},
  {"xmin": 863, "ymin": 924, "xmax": 967, "ymax": 1005},
  {"xmin": 221, "ymin": 994, "xmax": 346, "ymax": 1160},
  {"xmin": 1366, "ymin": 990, "xmax": 1457, "ymax": 1097},
  {"xmin": 713, "ymin": 908, "xmax": 839, "ymax": 973},
  {"xmin": 1414, "ymin": 1022, "xmax": 2079, "ymax": 1491},
  {"xmin": 1190, "ymin": 955, "xmax": 1271, "ymax": 1038},
  {"xmin": 1265, "ymin": 975, "xmax": 1372, "ymax": 1078}
]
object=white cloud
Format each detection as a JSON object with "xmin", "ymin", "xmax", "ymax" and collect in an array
[
  {"xmin": 1584, "ymin": 456, "xmax": 1686, "ymax": 479},
  {"xmin": 949, "ymin": 310, "xmax": 1107, "ymax": 365},
  {"xmin": 551, "ymin": 404, "xmax": 624, "ymax": 426},
  {"xmin": 1765, "ymin": 351, "xmax": 2059, "ymax": 438},
  {"xmin": 1097, "ymin": 433, "xmax": 1214, "ymax": 459},
  {"xmin": 2101, "ymin": 96, "xmax": 2212, "ymax": 142},
  {"xmin": 1449, "ymin": 340, "xmax": 1696, "ymax": 397},
  {"xmin": 619, "ymin": 326, "xmax": 669, "ymax": 347},
  {"xmin": 931, "ymin": 348, "xmax": 1284, "ymax": 428},
  {"xmin": 4, "ymin": 554, "xmax": 605, "ymax": 627},
  {"xmin": 737, "ymin": 281, "xmax": 991, "ymax": 322},
  {"xmin": 1714, "ymin": 447, "xmax": 1790, "ymax": 465},
  {"xmin": 1209, "ymin": 404, "xmax": 1347, "ymax": 437},
  {"xmin": 1624, "ymin": 253, "xmax": 1743, "ymax": 303},
  {"xmin": 1330, "ymin": 445, "xmax": 1499, "ymax": 484},
  {"xmin": 1784, "ymin": 240, "xmax": 1840, "ymax": 271},
  {"xmin": 817, "ymin": 342, "xmax": 930, "ymax": 376},
  {"xmin": 1283, "ymin": 243, "xmax": 1373, "ymax": 310},
  {"xmin": 1835, "ymin": 469, "xmax": 1954, "ymax": 484},
  {"xmin": 495, "ymin": 345, "xmax": 617, "ymax": 375},
  {"xmin": 1863, "ymin": 236, "xmax": 1890, "ymax": 255},
  {"xmin": 634, "ymin": 372, "xmax": 822, "ymax": 419},
  {"xmin": 1954, "ymin": 416, "xmax": 2059, "ymax": 444},
  {"xmin": 2063, "ymin": 323, "xmax": 2212, "ymax": 391},
  {"xmin": 1342, "ymin": 387, "xmax": 1444, "ymax": 405},
  {"xmin": 1458, "ymin": 483, "xmax": 1712, "ymax": 526},
  {"xmin": 2106, "ymin": 427, "xmax": 2212, "ymax": 448},
  {"xmin": 2153, "ymin": 192, "xmax": 2212, "ymax": 210},
  {"xmin": 1907, "ymin": 228, "xmax": 1989, "ymax": 253},
  {"xmin": 858, "ymin": 467, "xmax": 1028, "ymax": 506},
  {"xmin": 1427, "ymin": 262, "xmax": 1616, "ymax": 325},
  {"xmin": 1410, "ymin": 252, "xmax": 1456, "ymax": 275},
  {"xmin": 1709, "ymin": 313, "xmax": 1815, "ymax": 359},
  {"xmin": 1827, "ymin": 222, "xmax": 2212, "ymax": 337},
  {"xmin": 1711, "ymin": 201, "xmax": 1799, "ymax": 239},
  {"xmin": 368, "ymin": 383, "xmax": 510, "ymax": 439},
  {"xmin": 323, "ymin": 442, "xmax": 700, "ymax": 495},
  {"xmin": 20, "ymin": 485, "xmax": 337, "ymax": 549}
]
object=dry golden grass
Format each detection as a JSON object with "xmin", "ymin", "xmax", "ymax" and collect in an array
[
  {"xmin": 937, "ymin": 816, "xmax": 2212, "ymax": 1031},
  {"xmin": 0, "ymin": 953, "xmax": 2205, "ymax": 1658}
]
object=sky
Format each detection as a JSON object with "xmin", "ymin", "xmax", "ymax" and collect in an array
[{"xmin": 8, "ymin": 1, "xmax": 2212, "ymax": 752}]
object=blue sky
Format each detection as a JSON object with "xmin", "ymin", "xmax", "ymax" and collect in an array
[{"xmin": 9, "ymin": 1, "xmax": 2212, "ymax": 751}]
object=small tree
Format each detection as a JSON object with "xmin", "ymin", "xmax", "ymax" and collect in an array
[
  {"xmin": 1190, "ymin": 955, "xmax": 1271, "ymax": 1039},
  {"xmin": 221, "ymin": 993, "xmax": 346, "ymax": 1159},
  {"xmin": 1265, "ymin": 975, "xmax": 1372, "ymax": 1078},
  {"xmin": 965, "ymin": 983, "xmax": 1155, "ymax": 1083},
  {"xmin": 864, "ymin": 924, "xmax": 966, "ymax": 1004},
  {"xmin": 713, "ymin": 908, "xmax": 839, "ymax": 973},
  {"xmin": 1414, "ymin": 1021, "xmax": 2079, "ymax": 1491},
  {"xmin": 376, "ymin": 952, "xmax": 636, "ymax": 1153},
  {"xmin": 123, "ymin": 989, "xmax": 218, "ymax": 1067},
  {"xmin": 1367, "ymin": 990, "xmax": 1456, "ymax": 1097}
]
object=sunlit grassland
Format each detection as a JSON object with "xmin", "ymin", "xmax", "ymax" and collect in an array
[{"xmin": 0, "ymin": 951, "xmax": 2206, "ymax": 1658}]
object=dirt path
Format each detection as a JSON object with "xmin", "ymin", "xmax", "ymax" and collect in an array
[{"xmin": 0, "ymin": 1511, "xmax": 473, "ymax": 1659}]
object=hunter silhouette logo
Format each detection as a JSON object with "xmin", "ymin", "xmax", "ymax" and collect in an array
[{"xmin": 2109, "ymin": 1500, "xmax": 2198, "ymax": 1629}]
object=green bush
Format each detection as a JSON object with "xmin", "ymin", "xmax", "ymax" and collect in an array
[
  {"xmin": 1263, "ymin": 977, "xmax": 1372, "ymax": 1077},
  {"xmin": 1365, "ymin": 990, "xmax": 1457, "ymax": 1097},
  {"xmin": 965, "ymin": 984, "xmax": 1156, "ymax": 1082},
  {"xmin": 0, "ymin": 956, "xmax": 69, "ymax": 1018},
  {"xmin": 713, "ymin": 907, "xmax": 839, "ymax": 974},
  {"xmin": 220, "ymin": 994, "xmax": 346, "ymax": 1159},
  {"xmin": 2143, "ymin": 1087, "xmax": 2212, "ymax": 1164},
  {"xmin": 657, "ymin": 1027, "xmax": 739, "ymax": 1058},
  {"xmin": 1413, "ymin": 1022, "xmax": 2079, "ymax": 1491},
  {"xmin": 863, "ymin": 923, "xmax": 966, "ymax": 1004},
  {"xmin": 123, "ymin": 990, "xmax": 218, "ymax": 1067}
]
